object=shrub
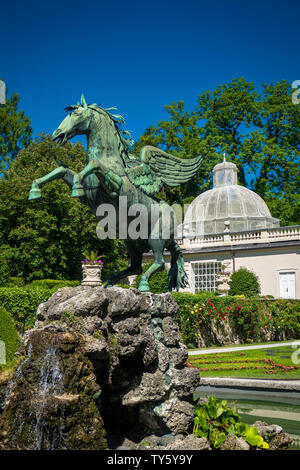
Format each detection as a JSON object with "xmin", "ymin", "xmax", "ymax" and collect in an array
[
  {"xmin": 6, "ymin": 277, "xmax": 25, "ymax": 287},
  {"xmin": 172, "ymin": 292, "xmax": 218, "ymax": 347},
  {"xmin": 0, "ymin": 287, "xmax": 53, "ymax": 331},
  {"xmin": 172, "ymin": 292, "xmax": 300, "ymax": 348},
  {"xmin": 0, "ymin": 250, "xmax": 11, "ymax": 287},
  {"xmin": 229, "ymin": 268, "xmax": 260, "ymax": 296},
  {"xmin": 0, "ymin": 307, "xmax": 20, "ymax": 368},
  {"xmin": 29, "ymin": 279, "xmax": 80, "ymax": 289},
  {"xmin": 0, "ymin": 282, "xmax": 81, "ymax": 331}
]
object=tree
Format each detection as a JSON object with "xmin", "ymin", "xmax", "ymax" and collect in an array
[
  {"xmin": 0, "ymin": 135, "xmax": 127, "ymax": 282},
  {"xmin": 0, "ymin": 91, "xmax": 32, "ymax": 171},
  {"xmin": 134, "ymin": 78, "xmax": 300, "ymax": 224}
]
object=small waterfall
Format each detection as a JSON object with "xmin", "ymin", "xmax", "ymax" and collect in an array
[
  {"xmin": 1, "ymin": 343, "xmax": 33, "ymax": 410},
  {"xmin": 1, "ymin": 343, "xmax": 67, "ymax": 449},
  {"xmin": 32, "ymin": 346, "xmax": 65, "ymax": 449}
]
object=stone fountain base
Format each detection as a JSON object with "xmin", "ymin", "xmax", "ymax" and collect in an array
[{"xmin": 0, "ymin": 287, "xmax": 199, "ymax": 450}]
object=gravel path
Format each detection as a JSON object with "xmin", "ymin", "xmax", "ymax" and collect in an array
[{"xmin": 189, "ymin": 340, "xmax": 300, "ymax": 356}]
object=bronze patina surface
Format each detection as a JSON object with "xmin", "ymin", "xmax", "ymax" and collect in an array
[{"xmin": 29, "ymin": 95, "xmax": 202, "ymax": 291}]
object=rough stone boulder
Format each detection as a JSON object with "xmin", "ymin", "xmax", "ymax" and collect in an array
[
  {"xmin": 0, "ymin": 329, "xmax": 107, "ymax": 450},
  {"xmin": 0, "ymin": 286, "xmax": 200, "ymax": 449}
]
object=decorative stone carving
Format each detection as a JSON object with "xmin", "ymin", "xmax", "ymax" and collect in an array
[
  {"xmin": 81, "ymin": 263, "xmax": 102, "ymax": 286},
  {"xmin": 216, "ymin": 273, "xmax": 231, "ymax": 296}
]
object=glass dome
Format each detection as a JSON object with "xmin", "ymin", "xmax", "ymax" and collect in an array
[{"xmin": 183, "ymin": 158, "xmax": 280, "ymax": 235}]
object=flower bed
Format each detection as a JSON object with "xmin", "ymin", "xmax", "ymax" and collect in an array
[
  {"xmin": 172, "ymin": 292, "xmax": 300, "ymax": 348},
  {"xmin": 187, "ymin": 348, "xmax": 300, "ymax": 379}
]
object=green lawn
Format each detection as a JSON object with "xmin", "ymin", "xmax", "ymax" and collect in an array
[{"xmin": 188, "ymin": 346, "xmax": 300, "ymax": 379}]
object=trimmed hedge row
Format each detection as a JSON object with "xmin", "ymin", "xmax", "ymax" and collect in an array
[
  {"xmin": 172, "ymin": 292, "xmax": 300, "ymax": 348},
  {"xmin": 0, "ymin": 287, "xmax": 53, "ymax": 331},
  {"xmin": 0, "ymin": 307, "xmax": 20, "ymax": 368},
  {"xmin": 29, "ymin": 279, "xmax": 80, "ymax": 289},
  {"xmin": 0, "ymin": 280, "xmax": 80, "ymax": 331},
  {"xmin": 0, "ymin": 283, "xmax": 299, "ymax": 349}
]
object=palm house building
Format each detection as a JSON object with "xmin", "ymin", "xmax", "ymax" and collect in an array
[{"xmin": 145, "ymin": 157, "xmax": 300, "ymax": 299}]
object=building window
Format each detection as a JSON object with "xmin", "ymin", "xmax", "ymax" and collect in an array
[{"xmin": 192, "ymin": 262, "xmax": 222, "ymax": 293}]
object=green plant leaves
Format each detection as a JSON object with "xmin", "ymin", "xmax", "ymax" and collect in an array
[
  {"xmin": 193, "ymin": 396, "xmax": 269, "ymax": 450},
  {"xmin": 242, "ymin": 425, "xmax": 269, "ymax": 449},
  {"xmin": 82, "ymin": 250, "xmax": 105, "ymax": 262}
]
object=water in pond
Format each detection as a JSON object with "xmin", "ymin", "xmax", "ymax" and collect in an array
[{"xmin": 195, "ymin": 385, "xmax": 300, "ymax": 450}]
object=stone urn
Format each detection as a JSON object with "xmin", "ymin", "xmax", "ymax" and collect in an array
[
  {"xmin": 81, "ymin": 262, "xmax": 102, "ymax": 286},
  {"xmin": 216, "ymin": 273, "xmax": 231, "ymax": 296}
]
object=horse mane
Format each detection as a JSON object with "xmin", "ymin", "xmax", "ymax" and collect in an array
[{"xmin": 64, "ymin": 102, "xmax": 134, "ymax": 153}]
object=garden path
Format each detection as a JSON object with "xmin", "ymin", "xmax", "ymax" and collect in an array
[{"xmin": 189, "ymin": 340, "xmax": 300, "ymax": 356}]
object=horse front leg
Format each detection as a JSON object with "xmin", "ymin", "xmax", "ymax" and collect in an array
[
  {"xmin": 71, "ymin": 159, "xmax": 122, "ymax": 198},
  {"xmin": 28, "ymin": 166, "xmax": 76, "ymax": 200},
  {"xmin": 138, "ymin": 240, "xmax": 166, "ymax": 292}
]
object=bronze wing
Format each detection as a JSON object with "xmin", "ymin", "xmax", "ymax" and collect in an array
[{"xmin": 125, "ymin": 146, "xmax": 202, "ymax": 196}]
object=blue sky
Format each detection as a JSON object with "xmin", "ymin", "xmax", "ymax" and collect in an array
[{"xmin": 1, "ymin": 0, "xmax": 299, "ymax": 144}]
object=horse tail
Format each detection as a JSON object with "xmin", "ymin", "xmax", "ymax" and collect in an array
[{"xmin": 167, "ymin": 240, "xmax": 189, "ymax": 291}]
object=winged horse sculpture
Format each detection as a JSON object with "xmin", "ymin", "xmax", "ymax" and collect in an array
[{"xmin": 28, "ymin": 95, "xmax": 202, "ymax": 292}]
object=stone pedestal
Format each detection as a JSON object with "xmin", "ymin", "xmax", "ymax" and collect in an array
[{"xmin": 216, "ymin": 274, "xmax": 231, "ymax": 296}]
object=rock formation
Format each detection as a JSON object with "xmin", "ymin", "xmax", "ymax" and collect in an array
[{"xmin": 0, "ymin": 286, "xmax": 200, "ymax": 449}]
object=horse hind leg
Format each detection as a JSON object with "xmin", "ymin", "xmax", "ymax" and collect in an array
[
  {"xmin": 138, "ymin": 241, "xmax": 165, "ymax": 292},
  {"xmin": 105, "ymin": 245, "xmax": 143, "ymax": 288}
]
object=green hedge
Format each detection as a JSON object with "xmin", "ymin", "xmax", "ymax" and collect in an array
[
  {"xmin": 0, "ymin": 287, "xmax": 53, "ymax": 331},
  {"xmin": 6, "ymin": 277, "xmax": 25, "ymax": 287},
  {"xmin": 1, "ymin": 282, "xmax": 299, "ymax": 349},
  {"xmin": 0, "ymin": 281, "xmax": 79, "ymax": 331},
  {"xmin": 172, "ymin": 292, "xmax": 300, "ymax": 348},
  {"xmin": 29, "ymin": 279, "xmax": 80, "ymax": 289},
  {"xmin": 0, "ymin": 307, "xmax": 20, "ymax": 369}
]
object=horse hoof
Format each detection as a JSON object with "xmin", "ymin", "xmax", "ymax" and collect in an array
[
  {"xmin": 28, "ymin": 187, "xmax": 42, "ymax": 200},
  {"xmin": 104, "ymin": 281, "xmax": 113, "ymax": 288},
  {"xmin": 138, "ymin": 277, "xmax": 150, "ymax": 292},
  {"xmin": 71, "ymin": 187, "xmax": 85, "ymax": 198}
]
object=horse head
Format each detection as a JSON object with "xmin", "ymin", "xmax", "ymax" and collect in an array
[{"xmin": 52, "ymin": 94, "xmax": 92, "ymax": 145}]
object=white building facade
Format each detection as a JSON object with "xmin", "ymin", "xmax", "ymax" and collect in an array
[{"xmin": 144, "ymin": 158, "xmax": 300, "ymax": 299}]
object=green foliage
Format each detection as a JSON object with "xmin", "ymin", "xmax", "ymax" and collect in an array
[
  {"xmin": 82, "ymin": 250, "xmax": 105, "ymax": 262},
  {"xmin": 0, "ymin": 307, "xmax": 20, "ymax": 368},
  {"xmin": 193, "ymin": 396, "xmax": 269, "ymax": 449},
  {"xmin": 0, "ymin": 134, "xmax": 127, "ymax": 282},
  {"xmin": 0, "ymin": 286, "xmax": 53, "ymax": 331},
  {"xmin": 0, "ymin": 248, "xmax": 11, "ymax": 287},
  {"xmin": 172, "ymin": 292, "xmax": 218, "ymax": 347},
  {"xmin": 6, "ymin": 277, "xmax": 25, "ymax": 287},
  {"xmin": 0, "ymin": 282, "xmax": 82, "ymax": 331},
  {"xmin": 0, "ymin": 92, "xmax": 32, "ymax": 172},
  {"xmin": 172, "ymin": 293, "xmax": 300, "ymax": 348},
  {"xmin": 135, "ymin": 78, "xmax": 300, "ymax": 224},
  {"xmin": 134, "ymin": 263, "xmax": 169, "ymax": 293},
  {"xmin": 229, "ymin": 268, "xmax": 260, "ymax": 296},
  {"xmin": 29, "ymin": 279, "xmax": 80, "ymax": 289}
]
